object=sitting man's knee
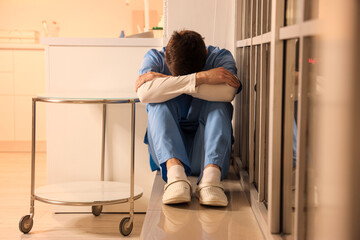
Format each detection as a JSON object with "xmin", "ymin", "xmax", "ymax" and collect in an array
[
  {"xmin": 206, "ymin": 102, "xmax": 233, "ymax": 115},
  {"xmin": 146, "ymin": 102, "xmax": 166, "ymax": 111},
  {"xmin": 146, "ymin": 100, "xmax": 181, "ymax": 120}
]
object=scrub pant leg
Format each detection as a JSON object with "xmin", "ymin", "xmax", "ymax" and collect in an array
[
  {"xmin": 146, "ymin": 96, "xmax": 233, "ymax": 183},
  {"xmin": 188, "ymin": 100, "xmax": 233, "ymax": 183},
  {"xmin": 146, "ymin": 95, "xmax": 193, "ymax": 182}
]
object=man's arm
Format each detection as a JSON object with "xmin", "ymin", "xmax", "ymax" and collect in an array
[
  {"xmin": 189, "ymin": 83, "xmax": 237, "ymax": 102},
  {"xmin": 136, "ymin": 67, "xmax": 240, "ymax": 103},
  {"xmin": 137, "ymin": 73, "xmax": 197, "ymax": 103},
  {"xmin": 191, "ymin": 67, "xmax": 239, "ymax": 102}
]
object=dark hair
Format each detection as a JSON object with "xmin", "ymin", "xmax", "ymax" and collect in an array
[{"xmin": 165, "ymin": 30, "xmax": 207, "ymax": 76}]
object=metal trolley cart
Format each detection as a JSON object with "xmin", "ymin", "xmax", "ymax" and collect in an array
[{"xmin": 19, "ymin": 96, "xmax": 143, "ymax": 236}]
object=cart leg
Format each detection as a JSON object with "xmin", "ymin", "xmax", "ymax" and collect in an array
[
  {"xmin": 30, "ymin": 98, "xmax": 36, "ymax": 219},
  {"xmin": 19, "ymin": 98, "xmax": 37, "ymax": 234},
  {"xmin": 129, "ymin": 100, "xmax": 135, "ymax": 223},
  {"xmin": 120, "ymin": 100, "xmax": 136, "ymax": 236},
  {"xmin": 101, "ymin": 103, "xmax": 106, "ymax": 181},
  {"xmin": 91, "ymin": 104, "xmax": 107, "ymax": 216}
]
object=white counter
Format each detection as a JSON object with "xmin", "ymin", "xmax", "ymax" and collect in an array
[
  {"xmin": 41, "ymin": 37, "xmax": 163, "ymax": 47},
  {"xmin": 0, "ymin": 38, "xmax": 163, "ymax": 49},
  {"xmin": 43, "ymin": 38, "xmax": 162, "ymax": 213}
]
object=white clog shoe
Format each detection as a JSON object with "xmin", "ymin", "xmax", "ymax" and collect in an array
[
  {"xmin": 162, "ymin": 178, "xmax": 192, "ymax": 204},
  {"xmin": 196, "ymin": 182, "xmax": 228, "ymax": 207}
]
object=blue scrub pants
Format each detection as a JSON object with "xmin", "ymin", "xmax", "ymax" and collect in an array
[{"xmin": 144, "ymin": 94, "xmax": 233, "ymax": 183}]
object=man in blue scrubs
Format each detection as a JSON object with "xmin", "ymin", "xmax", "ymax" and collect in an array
[{"xmin": 136, "ymin": 30, "xmax": 241, "ymax": 207}]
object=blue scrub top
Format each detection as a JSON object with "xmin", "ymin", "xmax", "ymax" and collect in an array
[{"xmin": 138, "ymin": 46, "xmax": 242, "ymax": 94}]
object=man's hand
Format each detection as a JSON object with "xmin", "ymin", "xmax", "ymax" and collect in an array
[
  {"xmin": 196, "ymin": 67, "xmax": 240, "ymax": 88},
  {"xmin": 136, "ymin": 71, "xmax": 169, "ymax": 91}
]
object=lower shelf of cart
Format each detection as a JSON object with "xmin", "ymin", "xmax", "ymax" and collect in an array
[{"xmin": 34, "ymin": 181, "xmax": 143, "ymax": 206}]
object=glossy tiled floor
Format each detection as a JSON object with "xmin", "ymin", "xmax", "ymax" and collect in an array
[
  {"xmin": 0, "ymin": 152, "xmax": 144, "ymax": 240},
  {"xmin": 0, "ymin": 152, "xmax": 264, "ymax": 240},
  {"xmin": 141, "ymin": 170, "xmax": 264, "ymax": 240}
]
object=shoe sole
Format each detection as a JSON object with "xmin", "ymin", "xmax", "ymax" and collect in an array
[
  {"xmin": 163, "ymin": 197, "xmax": 191, "ymax": 205},
  {"xmin": 199, "ymin": 199, "xmax": 228, "ymax": 207}
]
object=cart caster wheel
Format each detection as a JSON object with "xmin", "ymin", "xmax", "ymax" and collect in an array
[
  {"xmin": 92, "ymin": 205, "xmax": 103, "ymax": 216},
  {"xmin": 119, "ymin": 217, "xmax": 133, "ymax": 236},
  {"xmin": 19, "ymin": 215, "xmax": 33, "ymax": 234}
]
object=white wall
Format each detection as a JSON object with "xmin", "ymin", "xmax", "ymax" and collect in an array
[{"xmin": 164, "ymin": 0, "xmax": 235, "ymax": 54}]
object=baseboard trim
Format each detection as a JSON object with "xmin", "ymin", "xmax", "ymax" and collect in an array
[{"xmin": 0, "ymin": 141, "xmax": 46, "ymax": 152}]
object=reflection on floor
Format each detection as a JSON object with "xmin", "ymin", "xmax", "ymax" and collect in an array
[{"xmin": 141, "ymin": 168, "xmax": 264, "ymax": 240}]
